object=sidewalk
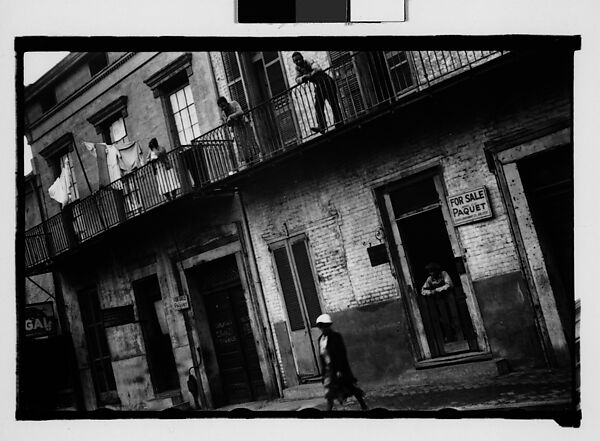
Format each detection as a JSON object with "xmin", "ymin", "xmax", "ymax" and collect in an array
[{"xmin": 217, "ymin": 369, "xmax": 575, "ymax": 413}]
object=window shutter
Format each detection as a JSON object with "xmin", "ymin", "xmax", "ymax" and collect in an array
[
  {"xmin": 273, "ymin": 246, "xmax": 305, "ymax": 331},
  {"xmin": 291, "ymin": 240, "xmax": 322, "ymax": 328},
  {"xmin": 329, "ymin": 51, "xmax": 365, "ymax": 117},
  {"xmin": 221, "ymin": 52, "xmax": 249, "ymax": 112}
]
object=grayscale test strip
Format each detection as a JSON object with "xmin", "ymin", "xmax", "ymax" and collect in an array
[{"xmin": 237, "ymin": 0, "xmax": 405, "ymax": 23}]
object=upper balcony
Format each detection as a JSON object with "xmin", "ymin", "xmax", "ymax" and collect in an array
[{"xmin": 24, "ymin": 50, "xmax": 507, "ymax": 275}]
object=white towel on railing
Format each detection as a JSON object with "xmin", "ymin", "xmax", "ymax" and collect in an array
[{"xmin": 48, "ymin": 167, "xmax": 69, "ymax": 207}]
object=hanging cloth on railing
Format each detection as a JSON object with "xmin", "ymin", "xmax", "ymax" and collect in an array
[
  {"xmin": 105, "ymin": 144, "xmax": 123, "ymax": 184},
  {"xmin": 116, "ymin": 141, "xmax": 143, "ymax": 172},
  {"xmin": 48, "ymin": 165, "xmax": 70, "ymax": 207}
]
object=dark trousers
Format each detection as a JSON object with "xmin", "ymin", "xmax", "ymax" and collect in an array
[
  {"xmin": 232, "ymin": 122, "xmax": 260, "ymax": 164},
  {"xmin": 314, "ymin": 76, "xmax": 343, "ymax": 130}
]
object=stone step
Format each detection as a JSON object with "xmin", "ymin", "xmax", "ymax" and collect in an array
[{"xmin": 400, "ymin": 356, "xmax": 510, "ymax": 385}]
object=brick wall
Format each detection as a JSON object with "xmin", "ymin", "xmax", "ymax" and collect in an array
[{"xmin": 242, "ymin": 58, "xmax": 571, "ymax": 380}]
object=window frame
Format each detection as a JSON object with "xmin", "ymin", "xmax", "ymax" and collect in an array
[
  {"xmin": 166, "ymin": 82, "xmax": 201, "ymax": 146},
  {"xmin": 40, "ymin": 133, "xmax": 80, "ymax": 205},
  {"xmin": 144, "ymin": 53, "xmax": 196, "ymax": 148}
]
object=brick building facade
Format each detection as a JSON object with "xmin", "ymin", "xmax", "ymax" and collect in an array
[{"xmin": 20, "ymin": 45, "xmax": 575, "ymax": 412}]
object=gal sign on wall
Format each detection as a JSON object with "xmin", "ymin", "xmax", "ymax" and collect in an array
[
  {"xmin": 447, "ymin": 186, "xmax": 493, "ymax": 226},
  {"xmin": 24, "ymin": 302, "xmax": 57, "ymax": 338}
]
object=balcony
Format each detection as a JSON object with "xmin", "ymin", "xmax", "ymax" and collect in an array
[{"xmin": 24, "ymin": 50, "xmax": 506, "ymax": 274}]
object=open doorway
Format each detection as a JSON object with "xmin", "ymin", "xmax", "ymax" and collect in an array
[
  {"xmin": 383, "ymin": 172, "xmax": 480, "ymax": 360},
  {"xmin": 132, "ymin": 275, "xmax": 180, "ymax": 394},
  {"xmin": 517, "ymin": 145, "xmax": 574, "ymax": 357}
]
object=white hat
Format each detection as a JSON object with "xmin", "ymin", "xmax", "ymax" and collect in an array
[{"xmin": 316, "ymin": 313, "xmax": 332, "ymax": 325}]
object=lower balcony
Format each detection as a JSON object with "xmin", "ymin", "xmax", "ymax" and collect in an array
[{"xmin": 24, "ymin": 50, "xmax": 506, "ymax": 274}]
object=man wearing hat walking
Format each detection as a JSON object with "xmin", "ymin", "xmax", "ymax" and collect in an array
[{"xmin": 316, "ymin": 313, "xmax": 368, "ymax": 411}]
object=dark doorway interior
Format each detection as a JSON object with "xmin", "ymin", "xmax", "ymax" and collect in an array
[
  {"xmin": 390, "ymin": 176, "xmax": 477, "ymax": 358},
  {"xmin": 518, "ymin": 144, "xmax": 574, "ymax": 357},
  {"xmin": 132, "ymin": 275, "xmax": 180, "ymax": 394},
  {"xmin": 189, "ymin": 254, "xmax": 267, "ymax": 406}
]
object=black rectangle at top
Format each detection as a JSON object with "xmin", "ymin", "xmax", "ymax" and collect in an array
[{"xmin": 238, "ymin": 0, "xmax": 296, "ymax": 23}]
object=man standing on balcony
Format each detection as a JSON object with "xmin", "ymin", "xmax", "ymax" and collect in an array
[
  {"xmin": 292, "ymin": 52, "xmax": 343, "ymax": 134},
  {"xmin": 217, "ymin": 96, "xmax": 260, "ymax": 169}
]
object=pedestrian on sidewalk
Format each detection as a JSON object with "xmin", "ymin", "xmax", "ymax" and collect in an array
[{"xmin": 316, "ymin": 313, "xmax": 368, "ymax": 411}]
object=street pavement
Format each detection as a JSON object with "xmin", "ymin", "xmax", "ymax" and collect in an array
[{"xmin": 217, "ymin": 369, "xmax": 576, "ymax": 415}]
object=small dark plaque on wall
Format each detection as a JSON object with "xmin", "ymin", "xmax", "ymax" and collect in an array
[
  {"xmin": 102, "ymin": 305, "xmax": 135, "ymax": 328},
  {"xmin": 367, "ymin": 244, "xmax": 389, "ymax": 267}
]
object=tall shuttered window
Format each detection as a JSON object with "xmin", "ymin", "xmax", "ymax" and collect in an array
[
  {"xmin": 329, "ymin": 51, "xmax": 366, "ymax": 119},
  {"xmin": 221, "ymin": 52, "xmax": 250, "ymax": 112},
  {"xmin": 77, "ymin": 287, "xmax": 119, "ymax": 405},
  {"xmin": 271, "ymin": 236, "xmax": 322, "ymax": 332}
]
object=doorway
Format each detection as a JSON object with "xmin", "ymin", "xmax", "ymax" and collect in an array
[
  {"xmin": 187, "ymin": 254, "xmax": 267, "ymax": 406},
  {"xmin": 247, "ymin": 52, "xmax": 298, "ymax": 150},
  {"xmin": 383, "ymin": 172, "xmax": 480, "ymax": 359},
  {"xmin": 271, "ymin": 236, "xmax": 323, "ymax": 382},
  {"xmin": 517, "ymin": 145, "xmax": 574, "ymax": 357},
  {"xmin": 132, "ymin": 275, "xmax": 180, "ymax": 394}
]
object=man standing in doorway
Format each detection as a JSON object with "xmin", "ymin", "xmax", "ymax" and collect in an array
[{"xmin": 292, "ymin": 52, "xmax": 343, "ymax": 134}]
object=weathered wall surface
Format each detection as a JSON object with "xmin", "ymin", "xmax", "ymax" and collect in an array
[
  {"xmin": 243, "ymin": 55, "xmax": 570, "ymax": 385},
  {"xmin": 57, "ymin": 197, "xmax": 248, "ymax": 410}
]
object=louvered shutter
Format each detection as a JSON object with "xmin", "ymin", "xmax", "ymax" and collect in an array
[
  {"xmin": 291, "ymin": 240, "xmax": 322, "ymax": 328},
  {"xmin": 329, "ymin": 51, "xmax": 365, "ymax": 119},
  {"xmin": 221, "ymin": 52, "xmax": 249, "ymax": 112},
  {"xmin": 273, "ymin": 246, "xmax": 305, "ymax": 331}
]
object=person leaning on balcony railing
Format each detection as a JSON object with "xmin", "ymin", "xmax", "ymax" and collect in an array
[
  {"xmin": 292, "ymin": 52, "xmax": 343, "ymax": 135},
  {"xmin": 217, "ymin": 96, "xmax": 260, "ymax": 169}
]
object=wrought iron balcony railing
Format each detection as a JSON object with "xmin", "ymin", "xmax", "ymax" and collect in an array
[{"xmin": 24, "ymin": 50, "xmax": 505, "ymax": 272}]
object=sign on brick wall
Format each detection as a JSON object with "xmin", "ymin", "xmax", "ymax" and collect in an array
[{"xmin": 447, "ymin": 186, "xmax": 493, "ymax": 226}]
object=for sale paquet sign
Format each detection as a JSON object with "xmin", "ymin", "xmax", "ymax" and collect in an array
[{"xmin": 447, "ymin": 186, "xmax": 493, "ymax": 226}]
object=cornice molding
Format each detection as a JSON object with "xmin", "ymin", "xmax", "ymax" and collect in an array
[
  {"xmin": 87, "ymin": 96, "xmax": 128, "ymax": 133},
  {"xmin": 26, "ymin": 52, "xmax": 137, "ymax": 132},
  {"xmin": 25, "ymin": 53, "xmax": 87, "ymax": 102},
  {"xmin": 39, "ymin": 132, "xmax": 74, "ymax": 159},
  {"xmin": 143, "ymin": 53, "xmax": 193, "ymax": 98}
]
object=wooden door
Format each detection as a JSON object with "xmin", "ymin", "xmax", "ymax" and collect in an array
[
  {"xmin": 255, "ymin": 52, "xmax": 299, "ymax": 148},
  {"xmin": 271, "ymin": 237, "xmax": 322, "ymax": 381},
  {"xmin": 204, "ymin": 284, "xmax": 267, "ymax": 405}
]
